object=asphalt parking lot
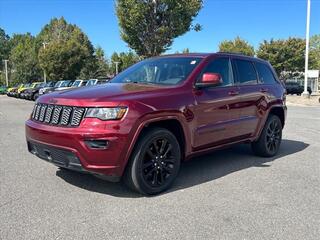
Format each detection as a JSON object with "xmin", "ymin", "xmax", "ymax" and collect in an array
[{"xmin": 0, "ymin": 95, "xmax": 319, "ymax": 240}]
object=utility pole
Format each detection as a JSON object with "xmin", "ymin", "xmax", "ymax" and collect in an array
[
  {"xmin": 114, "ymin": 61, "xmax": 120, "ymax": 75},
  {"xmin": 3, "ymin": 60, "xmax": 9, "ymax": 87},
  {"xmin": 303, "ymin": 0, "xmax": 311, "ymax": 97},
  {"xmin": 42, "ymin": 42, "xmax": 48, "ymax": 83}
]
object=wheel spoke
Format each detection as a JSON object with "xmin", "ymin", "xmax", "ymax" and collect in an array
[
  {"xmin": 146, "ymin": 148, "xmax": 156, "ymax": 158},
  {"xmin": 163, "ymin": 143, "xmax": 172, "ymax": 157},
  {"xmin": 159, "ymin": 139, "xmax": 167, "ymax": 154},
  {"xmin": 152, "ymin": 141, "xmax": 159, "ymax": 154},
  {"xmin": 143, "ymin": 161, "xmax": 154, "ymax": 170},
  {"xmin": 152, "ymin": 170, "xmax": 158, "ymax": 185}
]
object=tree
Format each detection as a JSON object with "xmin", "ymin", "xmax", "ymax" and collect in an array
[
  {"xmin": 257, "ymin": 38, "xmax": 305, "ymax": 77},
  {"xmin": 309, "ymin": 34, "xmax": 320, "ymax": 70},
  {"xmin": 219, "ymin": 37, "xmax": 255, "ymax": 56},
  {"xmin": 37, "ymin": 17, "xmax": 95, "ymax": 80},
  {"xmin": 79, "ymin": 46, "xmax": 109, "ymax": 79},
  {"xmin": 9, "ymin": 33, "xmax": 42, "ymax": 83},
  {"xmin": 0, "ymin": 28, "xmax": 11, "ymax": 84},
  {"xmin": 110, "ymin": 51, "xmax": 140, "ymax": 73},
  {"xmin": 116, "ymin": 0, "xmax": 203, "ymax": 58}
]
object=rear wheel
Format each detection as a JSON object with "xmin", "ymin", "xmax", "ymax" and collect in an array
[
  {"xmin": 124, "ymin": 128, "xmax": 181, "ymax": 195},
  {"xmin": 252, "ymin": 115, "xmax": 282, "ymax": 157}
]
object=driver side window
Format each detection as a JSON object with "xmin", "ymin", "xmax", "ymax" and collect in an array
[{"xmin": 201, "ymin": 58, "xmax": 234, "ymax": 86}]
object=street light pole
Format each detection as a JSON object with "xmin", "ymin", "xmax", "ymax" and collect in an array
[
  {"xmin": 114, "ymin": 61, "xmax": 120, "ymax": 75},
  {"xmin": 42, "ymin": 42, "xmax": 48, "ymax": 83},
  {"xmin": 4, "ymin": 60, "xmax": 9, "ymax": 87},
  {"xmin": 303, "ymin": 0, "xmax": 311, "ymax": 96}
]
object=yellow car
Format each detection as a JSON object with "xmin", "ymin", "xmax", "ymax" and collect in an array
[{"xmin": 7, "ymin": 84, "xmax": 23, "ymax": 97}]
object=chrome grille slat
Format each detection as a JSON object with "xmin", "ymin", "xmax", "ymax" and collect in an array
[
  {"xmin": 44, "ymin": 105, "xmax": 54, "ymax": 123},
  {"xmin": 60, "ymin": 107, "xmax": 72, "ymax": 125},
  {"xmin": 71, "ymin": 108, "xmax": 85, "ymax": 126},
  {"xmin": 39, "ymin": 105, "xmax": 47, "ymax": 122},
  {"xmin": 51, "ymin": 106, "xmax": 62, "ymax": 124},
  {"xmin": 35, "ymin": 104, "xmax": 41, "ymax": 120},
  {"xmin": 31, "ymin": 103, "xmax": 85, "ymax": 127}
]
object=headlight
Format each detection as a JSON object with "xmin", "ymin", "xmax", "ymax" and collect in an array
[{"xmin": 85, "ymin": 107, "xmax": 127, "ymax": 120}]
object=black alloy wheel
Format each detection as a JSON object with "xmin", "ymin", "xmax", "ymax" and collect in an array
[
  {"xmin": 124, "ymin": 128, "xmax": 181, "ymax": 195},
  {"xmin": 252, "ymin": 114, "xmax": 282, "ymax": 157}
]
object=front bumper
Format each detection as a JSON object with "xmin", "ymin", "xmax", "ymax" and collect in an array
[{"xmin": 25, "ymin": 119, "xmax": 130, "ymax": 181}]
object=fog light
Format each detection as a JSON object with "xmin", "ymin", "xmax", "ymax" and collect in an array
[{"xmin": 84, "ymin": 140, "xmax": 109, "ymax": 149}]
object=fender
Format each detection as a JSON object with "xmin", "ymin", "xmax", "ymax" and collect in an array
[{"xmin": 118, "ymin": 112, "xmax": 190, "ymax": 175}]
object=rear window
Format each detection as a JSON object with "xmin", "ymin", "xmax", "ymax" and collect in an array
[
  {"xmin": 255, "ymin": 62, "xmax": 276, "ymax": 84},
  {"xmin": 234, "ymin": 59, "xmax": 258, "ymax": 85}
]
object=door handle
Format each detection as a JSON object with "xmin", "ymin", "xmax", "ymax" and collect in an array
[
  {"xmin": 228, "ymin": 90, "xmax": 239, "ymax": 96},
  {"xmin": 260, "ymin": 88, "xmax": 268, "ymax": 93}
]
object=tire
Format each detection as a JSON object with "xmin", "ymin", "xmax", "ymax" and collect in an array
[
  {"xmin": 33, "ymin": 93, "xmax": 39, "ymax": 101},
  {"xmin": 252, "ymin": 114, "xmax": 282, "ymax": 157},
  {"xmin": 124, "ymin": 127, "xmax": 181, "ymax": 195}
]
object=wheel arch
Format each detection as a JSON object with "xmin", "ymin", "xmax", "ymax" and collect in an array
[{"xmin": 121, "ymin": 116, "xmax": 189, "ymax": 177}]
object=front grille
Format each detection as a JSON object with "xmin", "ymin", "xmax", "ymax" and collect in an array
[{"xmin": 31, "ymin": 103, "xmax": 86, "ymax": 127}]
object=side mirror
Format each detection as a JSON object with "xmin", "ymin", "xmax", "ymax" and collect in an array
[{"xmin": 196, "ymin": 73, "xmax": 222, "ymax": 88}]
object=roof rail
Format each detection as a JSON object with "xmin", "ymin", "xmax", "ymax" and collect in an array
[{"xmin": 217, "ymin": 51, "xmax": 249, "ymax": 56}]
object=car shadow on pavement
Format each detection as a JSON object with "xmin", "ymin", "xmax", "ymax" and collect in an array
[{"xmin": 56, "ymin": 139, "xmax": 308, "ymax": 198}]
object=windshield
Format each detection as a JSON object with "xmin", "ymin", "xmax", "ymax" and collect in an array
[
  {"xmin": 60, "ymin": 80, "xmax": 72, "ymax": 87},
  {"xmin": 110, "ymin": 57, "xmax": 202, "ymax": 85},
  {"xmin": 86, "ymin": 79, "xmax": 97, "ymax": 86},
  {"xmin": 72, "ymin": 80, "xmax": 82, "ymax": 87},
  {"xmin": 23, "ymin": 83, "xmax": 31, "ymax": 88},
  {"xmin": 54, "ymin": 81, "xmax": 63, "ymax": 87}
]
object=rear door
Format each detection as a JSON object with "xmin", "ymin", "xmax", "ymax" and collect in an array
[{"xmin": 232, "ymin": 58, "xmax": 262, "ymax": 137}]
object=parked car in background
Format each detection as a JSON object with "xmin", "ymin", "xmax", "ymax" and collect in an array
[
  {"xmin": 7, "ymin": 84, "xmax": 24, "ymax": 97},
  {"xmin": 26, "ymin": 53, "xmax": 287, "ymax": 195},
  {"xmin": 42, "ymin": 80, "xmax": 74, "ymax": 94},
  {"xmin": 52, "ymin": 80, "xmax": 75, "ymax": 92},
  {"xmin": 15, "ymin": 83, "xmax": 31, "ymax": 98},
  {"xmin": 11, "ymin": 83, "xmax": 31, "ymax": 97},
  {"xmin": 39, "ymin": 81, "xmax": 58, "ymax": 96},
  {"xmin": 70, "ymin": 79, "xmax": 88, "ymax": 89},
  {"xmin": 86, "ymin": 79, "xmax": 108, "ymax": 86},
  {"xmin": 0, "ymin": 85, "xmax": 7, "ymax": 94},
  {"xmin": 6, "ymin": 84, "xmax": 20, "ymax": 96},
  {"xmin": 285, "ymin": 81, "xmax": 312, "ymax": 95},
  {"xmin": 20, "ymin": 82, "xmax": 43, "ymax": 99},
  {"xmin": 23, "ymin": 82, "xmax": 47, "ymax": 100}
]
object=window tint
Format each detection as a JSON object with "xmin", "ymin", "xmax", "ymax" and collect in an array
[
  {"xmin": 234, "ymin": 59, "xmax": 257, "ymax": 85},
  {"xmin": 202, "ymin": 58, "xmax": 233, "ymax": 86},
  {"xmin": 255, "ymin": 62, "xmax": 276, "ymax": 84}
]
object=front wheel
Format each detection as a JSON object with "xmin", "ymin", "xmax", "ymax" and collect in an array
[
  {"xmin": 124, "ymin": 128, "xmax": 181, "ymax": 195},
  {"xmin": 252, "ymin": 115, "xmax": 282, "ymax": 157}
]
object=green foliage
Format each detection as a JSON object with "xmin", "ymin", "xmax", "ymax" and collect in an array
[
  {"xmin": 309, "ymin": 34, "xmax": 320, "ymax": 70},
  {"xmin": 219, "ymin": 37, "xmax": 255, "ymax": 56},
  {"xmin": 111, "ymin": 51, "xmax": 140, "ymax": 73},
  {"xmin": 257, "ymin": 38, "xmax": 306, "ymax": 77},
  {"xmin": 9, "ymin": 33, "xmax": 42, "ymax": 83},
  {"xmin": 0, "ymin": 27, "xmax": 10, "ymax": 63},
  {"xmin": 79, "ymin": 46, "xmax": 109, "ymax": 79},
  {"xmin": 116, "ymin": 0, "xmax": 203, "ymax": 58},
  {"xmin": 0, "ymin": 28, "xmax": 11, "ymax": 84},
  {"xmin": 37, "ymin": 17, "xmax": 94, "ymax": 80}
]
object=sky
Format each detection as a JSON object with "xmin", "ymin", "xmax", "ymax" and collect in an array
[{"xmin": 0, "ymin": 0, "xmax": 319, "ymax": 57}]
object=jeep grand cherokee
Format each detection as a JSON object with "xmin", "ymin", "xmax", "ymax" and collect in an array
[{"xmin": 26, "ymin": 53, "xmax": 287, "ymax": 195}]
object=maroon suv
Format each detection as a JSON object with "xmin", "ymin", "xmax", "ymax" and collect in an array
[{"xmin": 26, "ymin": 53, "xmax": 286, "ymax": 195}]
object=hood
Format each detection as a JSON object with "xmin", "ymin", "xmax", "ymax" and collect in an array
[{"xmin": 39, "ymin": 83, "xmax": 172, "ymax": 106}]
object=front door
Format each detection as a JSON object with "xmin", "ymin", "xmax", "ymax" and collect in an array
[{"xmin": 193, "ymin": 57, "xmax": 242, "ymax": 149}]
